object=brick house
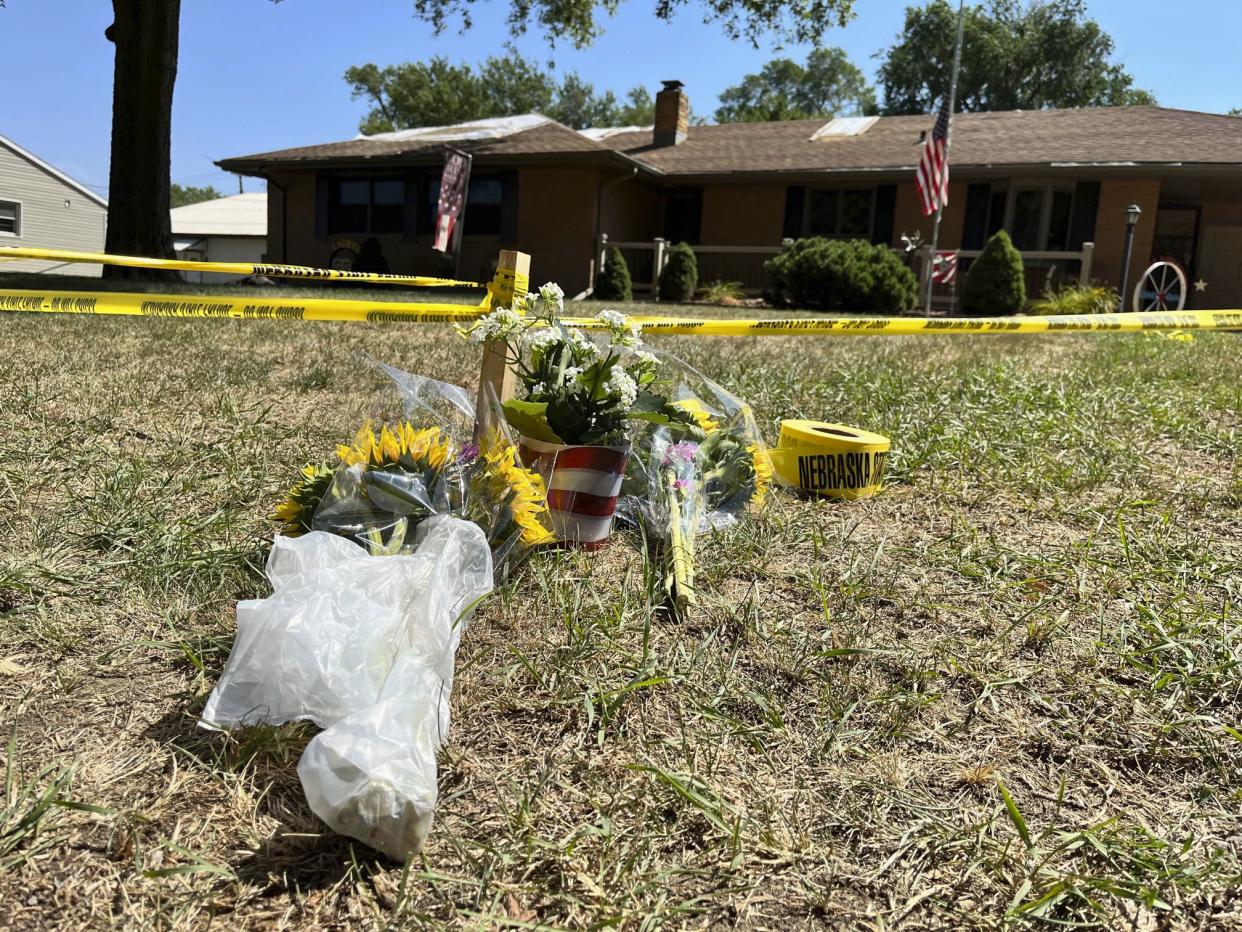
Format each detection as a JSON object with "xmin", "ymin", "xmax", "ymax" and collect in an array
[{"xmin": 218, "ymin": 83, "xmax": 1242, "ymax": 308}]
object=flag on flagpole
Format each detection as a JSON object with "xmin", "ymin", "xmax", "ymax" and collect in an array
[{"xmin": 916, "ymin": 100, "xmax": 951, "ymax": 216}]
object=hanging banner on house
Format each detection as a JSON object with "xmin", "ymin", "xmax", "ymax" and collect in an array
[{"xmin": 433, "ymin": 148, "xmax": 472, "ymax": 258}]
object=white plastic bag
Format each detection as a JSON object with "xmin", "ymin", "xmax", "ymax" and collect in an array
[{"xmin": 201, "ymin": 516, "xmax": 492, "ymax": 860}]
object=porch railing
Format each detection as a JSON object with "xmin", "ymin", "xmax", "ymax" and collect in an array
[
  {"xmin": 592, "ymin": 235, "xmax": 782, "ymax": 298},
  {"xmin": 918, "ymin": 242, "xmax": 1095, "ymax": 311},
  {"xmin": 587, "ymin": 236, "xmax": 1096, "ymax": 310}
]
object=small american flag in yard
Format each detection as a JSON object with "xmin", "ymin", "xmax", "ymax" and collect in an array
[
  {"xmin": 932, "ymin": 250, "xmax": 958, "ymax": 284},
  {"xmin": 916, "ymin": 100, "xmax": 951, "ymax": 216}
]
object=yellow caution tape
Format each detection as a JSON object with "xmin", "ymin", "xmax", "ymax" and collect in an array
[
  {"xmin": 769, "ymin": 421, "xmax": 890, "ymax": 500},
  {"xmin": 0, "ymin": 245, "xmax": 483, "ymax": 289},
  {"xmin": 2, "ymin": 284, "xmax": 1241, "ymax": 335},
  {"xmin": 620, "ymin": 310, "xmax": 1242, "ymax": 335},
  {"xmin": 0, "ymin": 288, "xmax": 490, "ymax": 324}
]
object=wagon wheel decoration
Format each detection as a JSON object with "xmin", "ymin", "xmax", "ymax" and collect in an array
[{"xmin": 1132, "ymin": 259, "xmax": 1188, "ymax": 312}]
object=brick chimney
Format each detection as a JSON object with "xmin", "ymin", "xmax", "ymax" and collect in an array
[{"xmin": 654, "ymin": 80, "xmax": 689, "ymax": 147}]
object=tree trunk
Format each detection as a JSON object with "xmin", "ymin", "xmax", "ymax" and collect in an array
[{"xmin": 103, "ymin": 0, "xmax": 181, "ymax": 280}]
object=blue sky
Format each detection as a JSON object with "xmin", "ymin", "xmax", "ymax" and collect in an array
[{"xmin": 2, "ymin": 0, "xmax": 1239, "ymax": 198}]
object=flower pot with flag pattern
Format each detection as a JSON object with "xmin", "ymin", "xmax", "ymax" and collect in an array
[{"xmin": 517, "ymin": 437, "xmax": 630, "ymax": 550}]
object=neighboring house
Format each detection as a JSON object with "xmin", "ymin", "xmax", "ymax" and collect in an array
[
  {"xmin": 0, "ymin": 134, "xmax": 107, "ymax": 276},
  {"xmin": 218, "ymin": 84, "xmax": 1242, "ymax": 308},
  {"xmin": 171, "ymin": 192, "xmax": 267, "ymax": 283}
]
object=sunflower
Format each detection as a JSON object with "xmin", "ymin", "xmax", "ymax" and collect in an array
[
  {"xmin": 469, "ymin": 432, "xmax": 555, "ymax": 548},
  {"xmin": 672, "ymin": 397, "xmax": 719, "ymax": 433},
  {"xmin": 336, "ymin": 422, "xmax": 453, "ymax": 472},
  {"xmin": 273, "ymin": 462, "xmax": 336, "ymax": 535},
  {"xmin": 749, "ymin": 444, "xmax": 774, "ymax": 506}
]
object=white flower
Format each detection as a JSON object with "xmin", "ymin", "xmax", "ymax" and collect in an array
[
  {"xmin": 603, "ymin": 367, "xmax": 638, "ymax": 407},
  {"xmin": 634, "ymin": 349, "xmax": 659, "ymax": 365},
  {"xmin": 596, "ymin": 309, "xmax": 628, "ymax": 331},
  {"xmin": 538, "ymin": 282, "xmax": 565, "ymax": 314},
  {"xmin": 468, "ymin": 306, "xmax": 525, "ymax": 343},
  {"xmin": 616, "ymin": 325, "xmax": 642, "ymax": 349},
  {"xmin": 567, "ymin": 328, "xmax": 601, "ymax": 361},
  {"xmin": 597, "ymin": 309, "xmax": 641, "ymax": 347},
  {"xmin": 523, "ymin": 327, "xmax": 560, "ymax": 350}
]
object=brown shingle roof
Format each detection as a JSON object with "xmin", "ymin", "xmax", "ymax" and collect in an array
[
  {"xmin": 601, "ymin": 107, "xmax": 1242, "ymax": 176},
  {"xmin": 219, "ymin": 120, "xmax": 611, "ymax": 170},
  {"xmin": 220, "ymin": 106, "xmax": 1242, "ymax": 177}
]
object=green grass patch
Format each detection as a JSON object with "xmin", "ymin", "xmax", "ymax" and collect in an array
[{"xmin": 0, "ymin": 293, "xmax": 1239, "ymax": 928}]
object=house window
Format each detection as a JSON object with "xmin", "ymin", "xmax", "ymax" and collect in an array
[
  {"xmin": 805, "ymin": 188, "xmax": 876, "ymax": 239},
  {"xmin": 964, "ymin": 182, "xmax": 1098, "ymax": 253},
  {"xmin": 328, "ymin": 177, "xmax": 405, "ymax": 235},
  {"xmin": 1010, "ymin": 189, "xmax": 1045, "ymax": 251},
  {"xmin": 425, "ymin": 175, "xmax": 506, "ymax": 236},
  {"xmin": 962, "ymin": 184, "xmax": 1007, "ymax": 250},
  {"xmin": 0, "ymin": 201, "xmax": 20, "ymax": 236}
]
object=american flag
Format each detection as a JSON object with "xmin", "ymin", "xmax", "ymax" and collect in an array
[
  {"xmin": 931, "ymin": 250, "xmax": 958, "ymax": 284},
  {"xmin": 917, "ymin": 99, "xmax": 951, "ymax": 216}
]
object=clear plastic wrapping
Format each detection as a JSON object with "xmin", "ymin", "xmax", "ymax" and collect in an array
[
  {"xmin": 202, "ymin": 518, "xmax": 492, "ymax": 860},
  {"xmin": 204, "ymin": 362, "xmax": 551, "ymax": 860},
  {"xmin": 617, "ymin": 350, "xmax": 773, "ymax": 610}
]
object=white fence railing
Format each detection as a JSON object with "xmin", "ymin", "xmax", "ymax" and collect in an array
[
  {"xmin": 588, "ymin": 236, "xmax": 1097, "ymax": 308},
  {"xmin": 592, "ymin": 235, "xmax": 782, "ymax": 297},
  {"xmin": 918, "ymin": 242, "xmax": 1096, "ymax": 310}
]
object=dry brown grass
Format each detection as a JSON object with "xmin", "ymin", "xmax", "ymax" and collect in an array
[{"xmin": 1, "ymin": 291, "xmax": 1240, "ymax": 929}]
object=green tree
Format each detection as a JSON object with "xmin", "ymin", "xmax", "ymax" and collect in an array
[
  {"xmin": 103, "ymin": 0, "xmax": 181, "ymax": 279},
  {"xmin": 89, "ymin": 0, "xmax": 855, "ymax": 265},
  {"xmin": 878, "ymin": 0, "xmax": 1154, "ymax": 116},
  {"xmin": 715, "ymin": 48, "xmax": 875, "ymax": 123},
  {"xmin": 170, "ymin": 184, "xmax": 223, "ymax": 208},
  {"xmin": 346, "ymin": 57, "xmax": 654, "ymax": 133}
]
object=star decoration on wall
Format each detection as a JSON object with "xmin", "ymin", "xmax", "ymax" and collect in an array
[{"xmin": 1195, "ymin": 279, "xmax": 1208, "ymax": 293}]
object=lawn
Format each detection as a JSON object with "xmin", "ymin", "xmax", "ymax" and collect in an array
[{"xmin": 1, "ymin": 277, "xmax": 1240, "ymax": 929}]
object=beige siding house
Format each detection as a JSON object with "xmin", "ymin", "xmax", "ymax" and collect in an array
[{"xmin": 0, "ymin": 135, "xmax": 107, "ymax": 276}]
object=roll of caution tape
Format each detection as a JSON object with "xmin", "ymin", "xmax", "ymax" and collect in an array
[{"xmin": 769, "ymin": 420, "xmax": 891, "ymax": 500}]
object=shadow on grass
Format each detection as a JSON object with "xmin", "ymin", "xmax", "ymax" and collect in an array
[{"xmin": 140, "ymin": 705, "xmax": 402, "ymax": 893}]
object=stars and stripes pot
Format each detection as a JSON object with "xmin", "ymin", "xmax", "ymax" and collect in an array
[{"xmin": 517, "ymin": 437, "xmax": 631, "ymax": 550}]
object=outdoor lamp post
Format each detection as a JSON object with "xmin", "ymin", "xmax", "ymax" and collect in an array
[{"xmin": 1118, "ymin": 203, "xmax": 1142, "ymax": 312}]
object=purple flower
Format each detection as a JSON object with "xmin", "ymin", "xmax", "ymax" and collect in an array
[
  {"xmin": 662, "ymin": 441, "xmax": 699, "ymax": 466},
  {"xmin": 673, "ymin": 478, "xmax": 692, "ymax": 492},
  {"xmin": 457, "ymin": 443, "xmax": 480, "ymax": 465}
]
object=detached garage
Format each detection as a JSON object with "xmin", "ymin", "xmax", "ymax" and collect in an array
[{"xmin": 171, "ymin": 192, "xmax": 267, "ymax": 282}]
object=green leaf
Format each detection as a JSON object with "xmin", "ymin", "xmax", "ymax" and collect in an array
[
  {"xmin": 501, "ymin": 399, "xmax": 563, "ymax": 443},
  {"xmin": 997, "ymin": 776, "xmax": 1034, "ymax": 849}
]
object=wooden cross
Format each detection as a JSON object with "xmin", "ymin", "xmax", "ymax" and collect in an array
[{"xmin": 474, "ymin": 249, "xmax": 530, "ymax": 440}]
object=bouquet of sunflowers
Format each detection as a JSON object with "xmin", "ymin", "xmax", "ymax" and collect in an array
[{"xmin": 274, "ymin": 368, "xmax": 552, "ymax": 567}]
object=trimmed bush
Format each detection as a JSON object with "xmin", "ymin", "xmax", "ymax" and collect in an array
[
  {"xmin": 658, "ymin": 242, "xmax": 698, "ymax": 302},
  {"xmin": 594, "ymin": 247, "xmax": 632, "ymax": 301},
  {"xmin": 961, "ymin": 230, "xmax": 1026, "ymax": 316},
  {"xmin": 763, "ymin": 238, "xmax": 919, "ymax": 313}
]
